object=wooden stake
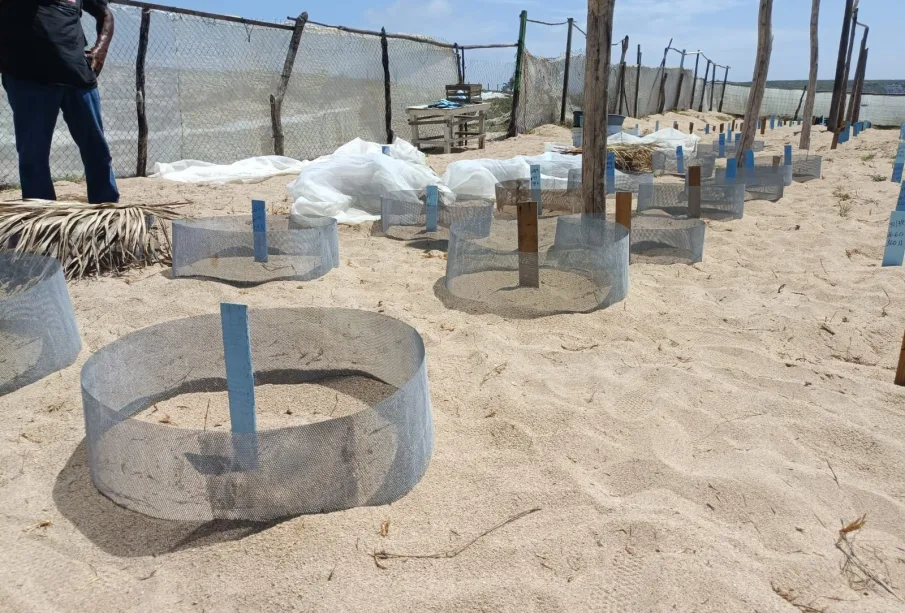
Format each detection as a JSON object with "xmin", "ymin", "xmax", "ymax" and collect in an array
[
  {"xmin": 689, "ymin": 52, "xmax": 700, "ymax": 110},
  {"xmin": 720, "ymin": 123, "xmax": 725, "ymax": 133},
  {"xmin": 689, "ymin": 122, "xmax": 694, "ymax": 134},
  {"xmin": 698, "ymin": 59, "xmax": 711, "ymax": 112},
  {"xmin": 634, "ymin": 44, "xmax": 642, "ymax": 117},
  {"xmin": 615, "ymin": 35, "xmax": 629, "ymax": 114},
  {"xmin": 581, "ymin": 0, "xmax": 615, "ymax": 216},
  {"xmin": 760, "ymin": 118, "xmax": 767, "ymax": 135},
  {"xmin": 838, "ymin": 7, "xmax": 859, "ymax": 130},
  {"xmin": 270, "ymin": 13, "xmax": 308, "ymax": 156},
  {"xmin": 687, "ymin": 165, "xmax": 701, "ymax": 218},
  {"xmin": 560, "ymin": 18, "xmax": 574, "ymax": 124},
  {"xmin": 827, "ymin": 0, "xmax": 854, "ymax": 132},
  {"xmin": 673, "ymin": 49, "xmax": 687, "ymax": 111},
  {"xmin": 615, "ymin": 192, "xmax": 632, "ymax": 231},
  {"xmin": 895, "ymin": 329, "xmax": 905, "ymax": 386},
  {"xmin": 507, "ymin": 11, "xmax": 528, "ymax": 138},
  {"xmin": 718, "ymin": 66, "xmax": 730, "ymax": 112},
  {"xmin": 736, "ymin": 0, "xmax": 773, "ymax": 166},
  {"xmin": 135, "ymin": 8, "xmax": 151, "ymax": 177},
  {"xmin": 381, "ymin": 28, "xmax": 394, "ymax": 144},
  {"xmin": 673, "ymin": 121, "xmax": 679, "ymax": 130},
  {"xmin": 772, "ymin": 155, "xmax": 781, "ymax": 168},
  {"xmin": 517, "ymin": 201, "xmax": 539, "ymax": 288},
  {"xmin": 845, "ymin": 22, "xmax": 868, "ymax": 126}
]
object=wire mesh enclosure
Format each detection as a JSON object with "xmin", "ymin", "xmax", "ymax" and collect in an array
[
  {"xmin": 0, "ymin": 252, "xmax": 81, "ymax": 396},
  {"xmin": 630, "ymin": 213, "xmax": 706, "ymax": 265},
  {"xmin": 380, "ymin": 191, "xmax": 494, "ymax": 242},
  {"xmin": 790, "ymin": 154, "xmax": 822, "ymax": 182},
  {"xmin": 566, "ymin": 168, "xmax": 653, "ymax": 194},
  {"xmin": 172, "ymin": 215, "xmax": 339, "ymax": 285},
  {"xmin": 710, "ymin": 140, "xmax": 765, "ymax": 157},
  {"xmin": 81, "ymin": 307, "xmax": 434, "ymax": 521},
  {"xmin": 710, "ymin": 167, "xmax": 786, "ymax": 202},
  {"xmin": 442, "ymin": 214, "xmax": 629, "ymax": 318},
  {"xmin": 637, "ymin": 183, "xmax": 745, "ymax": 220},
  {"xmin": 652, "ymin": 151, "xmax": 716, "ymax": 178},
  {"xmin": 495, "ymin": 178, "xmax": 581, "ymax": 215}
]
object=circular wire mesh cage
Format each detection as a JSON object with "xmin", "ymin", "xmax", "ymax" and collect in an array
[
  {"xmin": 494, "ymin": 178, "xmax": 582, "ymax": 216},
  {"xmin": 380, "ymin": 191, "xmax": 494, "ymax": 242},
  {"xmin": 566, "ymin": 168, "xmax": 654, "ymax": 194},
  {"xmin": 710, "ymin": 140, "xmax": 765, "ymax": 157},
  {"xmin": 652, "ymin": 151, "xmax": 716, "ymax": 178},
  {"xmin": 172, "ymin": 215, "xmax": 339, "ymax": 285},
  {"xmin": 441, "ymin": 214, "xmax": 629, "ymax": 318},
  {"xmin": 0, "ymin": 252, "xmax": 81, "ymax": 396},
  {"xmin": 709, "ymin": 166, "xmax": 786, "ymax": 202},
  {"xmin": 638, "ymin": 183, "xmax": 746, "ymax": 220},
  {"xmin": 81, "ymin": 307, "xmax": 434, "ymax": 522},
  {"xmin": 630, "ymin": 212, "xmax": 706, "ymax": 265},
  {"xmin": 789, "ymin": 154, "xmax": 822, "ymax": 182}
]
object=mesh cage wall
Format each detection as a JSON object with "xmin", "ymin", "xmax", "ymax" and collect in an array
[
  {"xmin": 442, "ymin": 214, "xmax": 629, "ymax": 318},
  {"xmin": 518, "ymin": 52, "xmax": 564, "ymax": 133},
  {"xmin": 495, "ymin": 178, "xmax": 582, "ymax": 214},
  {"xmin": 710, "ymin": 166, "xmax": 786, "ymax": 202},
  {"xmin": 637, "ymin": 183, "xmax": 745, "ymax": 220},
  {"xmin": 630, "ymin": 213, "xmax": 706, "ymax": 265},
  {"xmin": 172, "ymin": 215, "xmax": 339, "ymax": 285},
  {"xmin": 0, "ymin": 252, "xmax": 81, "ymax": 395},
  {"xmin": 81, "ymin": 307, "xmax": 433, "ymax": 521},
  {"xmin": 710, "ymin": 140, "xmax": 765, "ymax": 157},
  {"xmin": 652, "ymin": 151, "xmax": 716, "ymax": 178},
  {"xmin": 380, "ymin": 192, "xmax": 494, "ymax": 240},
  {"xmin": 566, "ymin": 168, "xmax": 653, "ymax": 194}
]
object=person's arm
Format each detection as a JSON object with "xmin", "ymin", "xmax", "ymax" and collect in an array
[{"xmin": 84, "ymin": 2, "xmax": 114, "ymax": 77}]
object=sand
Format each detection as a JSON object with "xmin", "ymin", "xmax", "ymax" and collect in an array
[{"xmin": 2, "ymin": 110, "xmax": 905, "ymax": 612}]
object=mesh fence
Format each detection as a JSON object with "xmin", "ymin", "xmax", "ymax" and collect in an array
[
  {"xmin": 638, "ymin": 183, "xmax": 745, "ymax": 221},
  {"xmin": 566, "ymin": 168, "xmax": 653, "ymax": 194},
  {"xmin": 652, "ymin": 151, "xmax": 716, "ymax": 178},
  {"xmin": 709, "ymin": 139, "xmax": 765, "ymax": 158},
  {"xmin": 81, "ymin": 307, "xmax": 433, "ymax": 521},
  {"xmin": 172, "ymin": 215, "xmax": 339, "ymax": 285},
  {"xmin": 709, "ymin": 166, "xmax": 787, "ymax": 202},
  {"xmin": 630, "ymin": 213, "xmax": 706, "ymax": 265},
  {"xmin": 0, "ymin": 252, "xmax": 81, "ymax": 396},
  {"xmin": 495, "ymin": 178, "xmax": 581, "ymax": 215},
  {"xmin": 441, "ymin": 214, "xmax": 628, "ymax": 318},
  {"xmin": 380, "ymin": 191, "xmax": 494, "ymax": 242}
]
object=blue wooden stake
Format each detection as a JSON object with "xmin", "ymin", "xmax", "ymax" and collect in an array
[
  {"xmin": 883, "ymin": 211, "xmax": 905, "ymax": 267},
  {"xmin": 529, "ymin": 164, "xmax": 543, "ymax": 214},
  {"xmin": 635, "ymin": 123, "xmax": 640, "ymax": 136},
  {"xmin": 745, "ymin": 150, "xmax": 755, "ymax": 178},
  {"xmin": 784, "ymin": 144, "xmax": 792, "ymax": 166},
  {"xmin": 757, "ymin": 119, "xmax": 762, "ymax": 130},
  {"xmin": 726, "ymin": 158, "xmax": 737, "ymax": 183},
  {"xmin": 382, "ymin": 145, "xmax": 391, "ymax": 155},
  {"xmin": 220, "ymin": 302, "xmax": 258, "ymax": 470},
  {"xmin": 735, "ymin": 133, "xmax": 741, "ymax": 146},
  {"xmin": 425, "ymin": 185, "xmax": 439, "ymax": 231},
  {"xmin": 893, "ymin": 144, "xmax": 905, "ymax": 182},
  {"xmin": 718, "ymin": 133, "xmax": 726, "ymax": 158},
  {"xmin": 605, "ymin": 153, "xmax": 616, "ymax": 194},
  {"xmin": 853, "ymin": 123, "xmax": 861, "ymax": 137},
  {"xmin": 900, "ymin": 122, "xmax": 905, "ymax": 140},
  {"xmin": 898, "ymin": 182, "xmax": 905, "ymax": 212},
  {"xmin": 676, "ymin": 146, "xmax": 685, "ymax": 175},
  {"xmin": 252, "ymin": 200, "xmax": 268, "ymax": 263},
  {"xmin": 770, "ymin": 116, "xmax": 775, "ymax": 130},
  {"xmin": 655, "ymin": 120, "xmax": 659, "ymax": 132},
  {"xmin": 705, "ymin": 124, "xmax": 710, "ymax": 135}
]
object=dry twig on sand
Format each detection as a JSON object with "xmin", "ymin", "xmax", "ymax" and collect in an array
[
  {"xmin": 771, "ymin": 583, "xmax": 826, "ymax": 612},
  {"xmin": 835, "ymin": 515, "xmax": 902, "ymax": 602},
  {"xmin": 372, "ymin": 507, "xmax": 540, "ymax": 569}
]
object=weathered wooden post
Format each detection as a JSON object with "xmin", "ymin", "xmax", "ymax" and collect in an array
[
  {"xmin": 634, "ymin": 44, "xmax": 642, "ymax": 117},
  {"xmin": 709, "ymin": 63, "xmax": 717, "ymax": 110},
  {"xmin": 896, "ymin": 329, "xmax": 905, "ymax": 387},
  {"xmin": 827, "ymin": 0, "xmax": 854, "ymax": 141},
  {"xmin": 845, "ymin": 22, "xmax": 868, "ymax": 126},
  {"xmin": 615, "ymin": 36, "xmax": 630, "ymax": 114},
  {"xmin": 615, "ymin": 192, "xmax": 632, "ymax": 231},
  {"xmin": 837, "ymin": 6, "xmax": 859, "ymax": 134},
  {"xmin": 135, "ymin": 7, "xmax": 151, "ymax": 177},
  {"xmin": 689, "ymin": 52, "xmax": 701, "ymax": 110},
  {"xmin": 688, "ymin": 165, "xmax": 701, "ymax": 218},
  {"xmin": 270, "ymin": 12, "xmax": 308, "ymax": 156},
  {"xmin": 507, "ymin": 11, "xmax": 529, "ymax": 138},
  {"xmin": 736, "ymin": 0, "xmax": 773, "ymax": 166},
  {"xmin": 560, "ymin": 18, "xmax": 574, "ymax": 124},
  {"xmin": 517, "ymin": 201, "xmax": 539, "ymax": 288},
  {"xmin": 718, "ymin": 66, "xmax": 730, "ymax": 112},
  {"xmin": 582, "ymin": 0, "xmax": 616, "ymax": 217},
  {"xmin": 698, "ymin": 59, "xmax": 710, "ymax": 112},
  {"xmin": 656, "ymin": 38, "xmax": 673, "ymax": 113},
  {"xmin": 673, "ymin": 49, "xmax": 687, "ymax": 110},
  {"xmin": 381, "ymin": 28, "xmax": 394, "ymax": 144}
]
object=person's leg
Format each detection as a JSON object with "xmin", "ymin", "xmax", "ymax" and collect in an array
[
  {"xmin": 61, "ymin": 86, "xmax": 119, "ymax": 203},
  {"xmin": 1, "ymin": 74, "xmax": 63, "ymax": 200}
]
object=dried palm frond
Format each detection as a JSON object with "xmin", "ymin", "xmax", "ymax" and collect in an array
[
  {"xmin": 562, "ymin": 144, "xmax": 658, "ymax": 173},
  {"xmin": 0, "ymin": 200, "xmax": 187, "ymax": 280}
]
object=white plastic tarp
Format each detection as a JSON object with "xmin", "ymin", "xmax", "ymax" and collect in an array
[
  {"xmin": 442, "ymin": 152, "xmax": 582, "ymax": 200},
  {"xmin": 151, "ymin": 156, "xmax": 311, "ymax": 185},
  {"xmin": 609, "ymin": 128, "xmax": 701, "ymax": 153}
]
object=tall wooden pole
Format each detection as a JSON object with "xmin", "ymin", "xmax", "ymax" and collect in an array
[
  {"xmin": 381, "ymin": 28, "xmax": 394, "ymax": 144},
  {"xmin": 827, "ymin": 0, "xmax": 854, "ymax": 133},
  {"xmin": 673, "ymin": 49, "xmax": 687, "ymax": 110},
  {"xmin": 135, "ymin": 8, "xmax": 151, "ymax": 177},
  {"xmin": 656, "ymin": 38, "xmax": 673, "ymax": 113},
  {"xmin": 507, "ymin": 10, "xmax": 528, "ymax": 138},
  {"xmin": 560, "ymin": 18, "xmax": 574, "ymax": 124},
  {"xmin": 689, "ymin": 53, "xmax": 700, "ymax": 111},
  {"xmin": 615, "ymin": 36, "xmax": 629, "ymax": 114},
  {"xmin": 852, "ymin": 47, "xmax": 868, "ymax": 124},
  {"xmin": 838, "ymin": 7, "xmax": 859, "ymax": 128},
  {"xmin": 270, "ymin": 12, "xmax": 308, "ymax": 156},
  {"xmin": 633, "ymin": 44, "xmax": 642, "ymax": 117},
  {"xmin": 698, "ymin": 60, "xmax": 710, "ymax": 112},
  {"xmin": 736, "ymin": 0, "xmax": 773, "ymax": 165},
  {"xmin": 709, "ymin": 63, "xmax": 717, "ymax": 110},
  {"xmin": 800, "ymin": 0, "xmax": 820, "ymax": 150},
  {"xmin": 845, "ymin": 23, "xmax": 868, "ymax": 125},
  {"xmin": 718, "ymin": 66, "xmax": 730, "ymax": 112},
  {"xmin": 582, "ymin": 0, "xmax": 616, "ymax": 216}
]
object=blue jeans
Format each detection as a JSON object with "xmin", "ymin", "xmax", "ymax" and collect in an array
[{"xmin": 2, "ymin": 73, "xmax": 119, "ymax": 204}]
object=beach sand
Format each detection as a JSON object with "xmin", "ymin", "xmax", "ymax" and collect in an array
[{"xmin": 2, "ymin": 111, "xmax": 905, "ymax": 612}]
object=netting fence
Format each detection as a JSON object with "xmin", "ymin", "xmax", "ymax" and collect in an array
[{"xmin": 2, "ymin": 3, "xmax": 904, "ymax": 186}]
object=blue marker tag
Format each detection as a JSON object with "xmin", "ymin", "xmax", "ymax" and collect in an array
[
  {"xmin": 530, "ymin": 164, "xmax": 543, "ymax": 214},
  {"xmin": 251, "ymin": 200, "xmax": 267, "ymax": 263},
  {"xmin": 220, "ymin": 302, "xmax": 258, "ymax": 470},
  {"xmin": 770, "ymin": 116, "xmax": 775, "ymax": 130},
  {"xmin": 655, "ymin": 121, "xmax": 659, "ymax": 132},
  {"xmin": 425, "ymin": 185, "xmax": 439, "ymax": 232},
  {"xmin": 719, "ymin": 133, "xmax": 726, "ymax": 158},
  {"xmin": 745, "ymin": 150, "xmax": 755, "ymax": 175},
  {"xmin": 735, "ymin": 133, "xmax": 741, "ymax": 146},
  {"xmin": 898, "ymin": 182, "xmax": 905, "ymax": 212},
  {"xmin": 900, "ymin": 123, "xmax": 905, "ymax": 140},
  {"xmin": 676, "ymin": 146, "xmax": 685, "ymax": 175},
  {"xmin": 784, "ymin": 144, "xmax": 792, "ymax": 166},
  {"xmin": 705, "ymin": 124, "xmax": 710, "ymax": 135},
  {"xmin": 895, "ymin": 143, "xmax": 905, "ymax": 164},
  {"xmin": 882, "ymin": 211, "xmax": 905, "ymax": 267},
  {"xmin": 893, "ymin": 165, "xmax": 904, "ymax": 183},
  {"xmin": 606, "ymin": 153, "xmax": 616, "ymax": 194},
  {"xmin": 726, "ymin": 158, "xmax": 737, "ymax": 183},
  {"xmin": 853, "ymin": 123, "xmax": 860, "ymax": 137},
  {"xmin": 382, "ymin": 145, "xmax": 391, "ymax": 155}
]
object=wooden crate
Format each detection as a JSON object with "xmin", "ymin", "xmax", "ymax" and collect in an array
[{"xmin": 445, "ymin": 84, "xmax": 482, "ymax": 104}]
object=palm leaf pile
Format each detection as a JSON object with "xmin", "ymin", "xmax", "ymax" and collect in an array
[
  {"xmin": 0, "ymin": 200, "xmax": 187, "ymax": 280},
  {"xmin": 563, "ymin": 144, "xmax": 658, "ymax": 173}
]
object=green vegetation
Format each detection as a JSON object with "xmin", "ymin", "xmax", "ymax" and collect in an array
[{"xmin": 870, "ymin": 174, "xmax": 887, "ymax": 182}]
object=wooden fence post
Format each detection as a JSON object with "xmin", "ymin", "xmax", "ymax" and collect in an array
[
  {"xmin": 845, "ymin": 22, "xmax": 868, "ymax": 126},
  {"xmin": 582, "ymin": 0, "xmax": 616, "ymax": 216},
  {"xmin": 381, "ymin": 28, "xmax": 394, "ymax": 144},
  {"xmin": 689, "ymin": 52, "xmax": 700, "ymax": 110},
  {"xmin": 560, "ymin": 18, "xmax": 574, "ymax": 124},
  {"xmin": 270, "ymin": 12, "xmax": 308, "ymax": 156},
  {"xmin": 656, "ymin": 38, "xmax": 673, "ymax": 114},
  {"xmin": 837, "ymin": 6, "xmax": 859, "ymax": 135},
  {"xmin": 736, "ymin": 0, "xmax": 773, "ymax": 165},
  {"xmin": 615, "ymin": 36, "xmax": 629, "ymax": 115},
  {"xmin": 698, "ymin": 59, "xmax": 710, "ymax": 112},
  {"xmin": 800, "ymin": 0, "xmax": 820, "ymax": 150},
  {"xmin": 852, "ymin": 48, "xmax": 868, "ymax": 124},
  {"xmin": 827, "ymin": 0, "xmax": 854, "ymax": 137},
  {"xmin": 507, "ymin": 10, "xmax": 529, "ymax": 138},
  {"xmin": 135, "ymin": 7, "xmax": 151, "ymax": 177},
  {"xmin": 673, "ymin": 49, "xmax": 686, "ymax": 110},
  {"xmin": 718, "ymin": 66, "xmax": 730, "ymax": 112},
  {"xmin": 634, "ymin": 44, "xmax": 642, "ymax": 117},
  {"xmin": 709, "ymin": 63, "xmax": 717, "ymax": 110}
]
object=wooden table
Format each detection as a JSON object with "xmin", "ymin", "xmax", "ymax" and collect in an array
[{"xmin": 406, "ymin": 103, "xmax": 490, "ymax": 154}]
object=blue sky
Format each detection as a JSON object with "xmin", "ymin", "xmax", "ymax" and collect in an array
[{"xmin": 163, "ymin": 0, "xmax": 901, "ymax": 81}]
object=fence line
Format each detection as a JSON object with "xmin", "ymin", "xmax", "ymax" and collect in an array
[{"xmin": 2, "ymin": 2, "xmax": 904, "ymax": 186}]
